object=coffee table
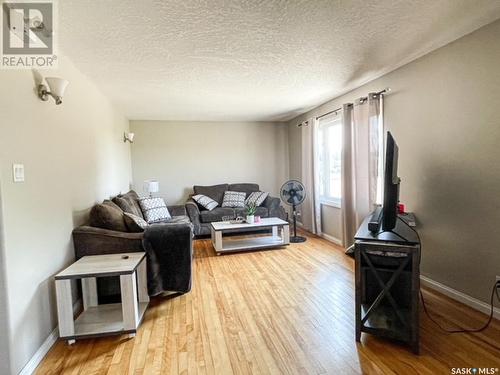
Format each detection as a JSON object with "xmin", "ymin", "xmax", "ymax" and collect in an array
[
  {"xmin": 211, "ymin": 217, "xmax": 290, "ymax": 255},
  {"xmin": 55, "ymin": 252, "xmax": 149, "ymax": 344}
]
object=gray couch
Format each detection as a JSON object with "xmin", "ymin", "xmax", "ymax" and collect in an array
[
  {"xmin": 186, "ymin": 183, "xmax": 286, "ymax": 237},
  {"xmin": 72, "ymin": 190, "xmax": 193, "ymax": 301}
]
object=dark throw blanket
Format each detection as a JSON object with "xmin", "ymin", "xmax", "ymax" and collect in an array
[{"xmin": 142, "ymin": 223, "xmax": 193, "ymax": 296}]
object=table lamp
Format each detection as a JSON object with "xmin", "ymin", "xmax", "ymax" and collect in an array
[{"xmin": 143, "ymin": 180, "xmax": 159, "ymax": 197}]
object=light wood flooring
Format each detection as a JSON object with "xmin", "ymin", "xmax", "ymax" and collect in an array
[{"xmin": 36, "ymin": 232, "xmax": 500, "ymax": 374}]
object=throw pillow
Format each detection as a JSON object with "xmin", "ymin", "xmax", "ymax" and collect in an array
[
  {"xmin": 113, "ymin": 191, "xmax": 143, "ymax": 218},
  {"xmin": 138, "ymin": 197, "xmax": 172, "ymax": 223},
  {"xmin": 221, "ymin": 191, "xmax": 246, "ymax": 208},
  {"xmin": 193, "ymin": 184, "xmax": 228, "ymax": 205},
  {"xmin": 192, "ymin": 194, "xmax": 218, "ymax": 211},
  {"xmin": 123, "ymin": 212, "xmax": 149, "ymax": 232},
  {"xmin": 89, "ymin": 200, "xmax": 128, "ymax": 232},
  {"xmin": 245, "ymin": 191, "xmax": 269, "ymax": 207}
]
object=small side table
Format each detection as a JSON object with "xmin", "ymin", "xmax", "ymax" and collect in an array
[{"xmin": 55, "ymin": 252, "xmax": 149, "ymax": 344}]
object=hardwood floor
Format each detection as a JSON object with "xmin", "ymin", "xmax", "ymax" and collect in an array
[{"xmin": 36, "ymin": 232, "xmax": 500, "ymax": 374}]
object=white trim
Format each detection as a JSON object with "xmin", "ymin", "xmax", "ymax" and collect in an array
[
  {"xmin": 295, "ymin": 224, "xmax": 343, "ymax": 246},
  {"xmin": 420, "ymin": 276, "xmax": 500, "ymax": 320},
  {"xmin": 320, "ymin": 200, "xmax": 341, "ymax": 209},
  {"xmin": 18, "ymin": 299, "xmax": 82, "ymax": 375},
  {"xmin": 18, "ymin": 328, "xmax": 58, "ymax": 375},
  {"xmin": 320, "ymin": 233, "xmax": 343, "ymax": 246}
]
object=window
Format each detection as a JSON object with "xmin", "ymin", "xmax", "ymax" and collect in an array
[{"xmin": 318, "ymin": 115, "xmax": 342, "ymax": 207}]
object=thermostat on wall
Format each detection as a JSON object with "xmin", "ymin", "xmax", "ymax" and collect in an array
[{"xmin": 12, "ymin": 163, "xmax": 25, "ymax": 182}]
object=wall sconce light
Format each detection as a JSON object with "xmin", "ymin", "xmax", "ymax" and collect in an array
[
  {"xmin": 123, "ymin": 132, "xmax": 135, "ymax": 143},
  {"xmin": 38, "ymin": 77, "xmax": 69, "ymax": 105}
]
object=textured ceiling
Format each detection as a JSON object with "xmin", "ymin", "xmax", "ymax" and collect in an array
[{"xmin": 59, "ymin": 0, "xmax": 500, "ymax": 121}]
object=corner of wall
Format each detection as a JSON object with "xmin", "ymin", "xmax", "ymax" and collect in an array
[{"xmin": 0, "ymin": 178, "xmax": 12, "ymax": 375}]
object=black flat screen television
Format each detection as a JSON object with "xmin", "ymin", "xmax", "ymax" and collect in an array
[{"xmin": 381, "ymin": 131, "xmax": 401, "ymax": 231}]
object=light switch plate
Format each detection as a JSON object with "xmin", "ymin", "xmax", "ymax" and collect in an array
[{"xmin": 12, "ymin": 163, "xmax": 25, "ymax": 182}]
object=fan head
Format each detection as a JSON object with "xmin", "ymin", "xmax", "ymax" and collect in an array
[{"xmin": 280, "ymin": 180, "xmax": 306, "ymax": 206}]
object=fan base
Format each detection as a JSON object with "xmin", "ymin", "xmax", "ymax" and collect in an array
[{"xmin": 290, "ymin": 236, "xmax": 307, "ymax": 243}]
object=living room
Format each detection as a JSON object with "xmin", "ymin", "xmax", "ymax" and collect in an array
[{"xmin": 1, "ymin": 1, "xmax": 500, "ymax": 374}]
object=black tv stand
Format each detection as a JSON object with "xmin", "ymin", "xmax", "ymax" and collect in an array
[
  {"xmin": 354, "ymin": 212, "xmax": 421, "ymax": 354},
  {"xmin": 376, "ymin": 228, "xmax": 409, "ymax": 243},
  {"xmin": 356, "ymin": 211, "xmax": 419, "ymax": 245}
]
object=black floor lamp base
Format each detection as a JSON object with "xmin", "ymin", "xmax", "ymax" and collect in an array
[{"xmin": 290, "ymin": 236, "xmax": 307, "ymax": 243}]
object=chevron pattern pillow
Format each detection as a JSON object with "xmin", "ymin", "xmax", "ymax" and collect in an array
[
  {"xmin": 221, "ymin": 191, "xmax": 246, "ymax": 208},
  {"xmin": 245, "ymin": 191, "xmax": 269, "ymax": 207},
  {"xmin": 138, "ymin": 197, "xmax": 171, "ymax": 223},
  {"xmin": 192, "ymin": 194, "xmax": 218, "ymax": 211}
]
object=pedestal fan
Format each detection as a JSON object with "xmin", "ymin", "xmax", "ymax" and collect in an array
[{"xmin": 280, "ymin": 180, "xmax": 307, "ymax": 243}]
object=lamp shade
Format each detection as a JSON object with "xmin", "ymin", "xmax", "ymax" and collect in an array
[
  {"xmin": 45, "ymin": 77, "xmax": 69, "ymax": 98},
  {"xmin": 144, "ymin": 180, "xmax": 159, "ymax": 194}
]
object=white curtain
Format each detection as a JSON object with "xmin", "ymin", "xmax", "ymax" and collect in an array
[
  {"xmin": 342, "ymin": 93, "xmax": 383, "ymax": 247},
  {"xmin": 341, "ymin": 104, "xmax": 355, "ymax": 247},
  {"xmin": 300, "ymin": 118, "xmax": 322, "ymax": 234}
]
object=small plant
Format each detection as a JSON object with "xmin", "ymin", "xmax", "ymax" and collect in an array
[{"xmin": 245, "ymin": 202, "xmax": 257, "ymax": 216}]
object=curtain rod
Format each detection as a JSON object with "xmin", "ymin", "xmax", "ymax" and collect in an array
[
  {"xmin": 314, "ymin": 87, "xmax": 391, "ymax": 120},
  {"xmin": 355, "ymin": 87, "xmax": 391, "ymax": 104}
]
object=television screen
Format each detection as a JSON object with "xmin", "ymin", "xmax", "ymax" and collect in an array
[{"xmin": 382, "ymin": 131, "xmax": 400, "ymax": 231}]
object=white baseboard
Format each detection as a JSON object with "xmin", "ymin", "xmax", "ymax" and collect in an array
[
  {"xmin": 420, "ymin": 276, "xmax": 500, "ymax": 320},
  {"xmin": 19, "ymin": 299, "xmax": 82, "ymax": 375},
  {"xmin": 319, "ymin": 233, "xmax": 343, "ymax": 246},
  {"xmin": 295, "ymin": 223, "xmax": 344, "ymax": 246},
  {"xmin": 18, "ymin": 328, "xmax": 59, "ymax": 375}
]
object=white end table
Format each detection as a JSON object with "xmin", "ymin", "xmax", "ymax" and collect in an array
[{"xmin": 55, "ymin": 252, "xmax": 149, "ymax": 344}]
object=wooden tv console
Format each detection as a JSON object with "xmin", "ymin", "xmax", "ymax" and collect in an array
[{"xmin": 354, "ymin": 213, "xmax": 421, "ymax": 354}]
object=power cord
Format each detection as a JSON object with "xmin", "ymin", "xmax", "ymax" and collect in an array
[
  {"xmin": 420, "ymin": 282, "xmax": 499, "ymax": 334},
  {"xmin": 396, "ymin": 215, "xmax": 500, "ymax": 334}
]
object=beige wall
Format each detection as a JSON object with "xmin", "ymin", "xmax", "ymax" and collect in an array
[
  {"xmin": 288, "ymin": 19, "xmax": 500, "ymax": 304},
  {"xmin": 0, "ymin": 54, "xmax": 132, "ymax": 374},
  {"xmin": 130, "ymin": 121, "xmax": 289, "ymax": 204},
  {"xmin": 0, "ymin": 183, "xmax": 9, "ymax": 374},
  {"xmin": 320, "ymin": 205, "xmax": 343, "ymax": 241}
]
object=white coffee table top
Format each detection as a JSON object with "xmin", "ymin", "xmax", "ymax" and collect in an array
[
  {"xmin": 55, "ymin": 253, "xmax": 146, "ymax": 280},
  {"xmin": 211, "ymin": 217, "xmax": 288, "ymax": 231}
]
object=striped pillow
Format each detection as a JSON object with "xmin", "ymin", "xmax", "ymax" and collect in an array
[
  {"xmin": 192, "ymin": 194, "xmax": 218, "ymax": 211},
  {"xmin": 245, "ymin": 191, "xmax": 269, "ymax": 206}
]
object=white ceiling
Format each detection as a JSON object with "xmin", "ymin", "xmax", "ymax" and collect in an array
[{"xmin": 59, "ymin": 0, "xmax": 500, "ymax": 122}]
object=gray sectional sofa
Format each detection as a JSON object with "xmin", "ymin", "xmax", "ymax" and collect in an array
[
  {"xmin": 72, "ymin": 190, "xmax": 193, "ymax": 301},
  {"xmin": 185, "ymin": 183, "xmax": 287, "ymax": 237}
]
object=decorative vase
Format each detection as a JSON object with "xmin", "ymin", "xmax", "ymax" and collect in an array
[{"xmin": 246, "ymin": 215, "xmax": 255, "ymax": 224}]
